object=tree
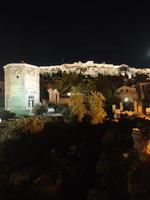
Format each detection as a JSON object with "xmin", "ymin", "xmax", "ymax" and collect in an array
[
  {"xmin": 54, "ymin": 79, "xmax": 63, "ymax": 91},
  {"xmin": 69, "ymin": 88, "xmax": 107, "ymax": 124},
  {"xmin": 88, "ymin": 91, "xmax": 107, "ymax": 124},
  {"xmin": 69, "ymin": 88, "xmax": 87, "ymax": 122},
  {"xmin": 40, "ymin": 75, "xmax": 49, "ymax": 101}
]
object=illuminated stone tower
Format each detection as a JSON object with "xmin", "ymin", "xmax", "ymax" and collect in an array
[{"xmin": 3, "ymin": 63, "xmax": 40, "ymax": 115}]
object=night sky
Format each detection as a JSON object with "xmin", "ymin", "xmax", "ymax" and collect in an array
[{"xmin": 0, "ymin": 1, "xmax": 150, "ymax": 79}]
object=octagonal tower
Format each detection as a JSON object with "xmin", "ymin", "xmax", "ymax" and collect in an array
[{"xmin": 3, "ymin": 63, "xmax": 40, "ymax": 115}]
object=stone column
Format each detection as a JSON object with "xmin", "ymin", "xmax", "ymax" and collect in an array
[
  {"xmin": 47, "ymin": 88, "xmax": 54, "ymax": 103},
  {"xmin": 47, "ymin": 89, "xmax": 60, "ymax": 104},
  {"xmin": 120, "ymin": 102, "xmax": 123, "ymax": 111},
  {"xmin": 134, "ymin": 101, "xmax": 137, "ymax": 113},
  {"xmin": 56, "ymin": 91, "xmax": 60, "ymax": 103},
  {"xmin": 137, "ymin": 105, "xmax": 142, "ymax": 113},
  {"xmin": 112, "ymin": 104, "xmax": 116, "ymax": 113}
]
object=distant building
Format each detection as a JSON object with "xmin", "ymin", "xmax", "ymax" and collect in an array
[
  {"xmin": 117, "ymin": 85, "xmax": 139, "ymax": 102},
  {"xmin": 117, "ymin": 82, "xmax": 150, "ymax": 103},
  {"xmin": 116, "ymin": 82, "xmax": 150, "ymax": 113}
]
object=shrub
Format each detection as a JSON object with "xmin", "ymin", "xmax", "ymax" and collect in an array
[
  {"xmin": 14, "ymin": 116, "xmax": 49, "ymax": 134},
  {"xmin": 0, "ymin": 116, "xmax": 49, "ymax": 143},
  {"xmin": 0, "ymin": 111, "xmax": 16, "ymax": 120},
  {"xmin": 32, "ymin": 104, "xmax": 47, "ymax": 115},
  {"xmin": 48, "ymin": 102, "xmax": 65, "ymax": 113}
]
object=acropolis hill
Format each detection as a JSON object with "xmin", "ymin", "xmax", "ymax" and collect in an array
[
  {"xmin": 3, "ymin": 61, "xmax": 150, "ymax": 115},
  {"xmin": 39, "ymin": 61, "xmax": 150, "ymax": 78},
  {"xmin": 4, "ymin": 61, "xmax": 150, "ymax": 78}
]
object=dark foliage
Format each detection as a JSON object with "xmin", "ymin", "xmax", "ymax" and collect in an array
[
  {"xmin": 0, "ymin": 118, "xmax": 147, "ymax": 200},
  {"xmin": 0, "ymin": 111, "xmax": 16, "ymax": 120}
]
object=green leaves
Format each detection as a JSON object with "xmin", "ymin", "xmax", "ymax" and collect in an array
[
  {"xmin": 69, "ymin": 89, "xmax": 107, "ymax": 124},
  {"xmin": 88, "ymin": 91, "xmax": 107, "ymax": 124},
  {"xmin": 69, "ymin": 90, "xmax": 87, "ymax": 122}
]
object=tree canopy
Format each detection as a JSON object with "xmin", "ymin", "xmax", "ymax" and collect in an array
[
  {"xmin": 88, "ymin": 91, "xmax": 107, "ymax": 124},
  {"xmin": 69, "ymin": 88, "xmax": 87, "ymax": 122},
  {"xmin": 69, "ymin": 89, "xmax": 107, "ymax": 124}
]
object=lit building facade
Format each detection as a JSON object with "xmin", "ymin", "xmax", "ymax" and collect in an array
[
  {"xmin": 117, "ymin": 85, "xmax": 139, "ymax": 102},
  {"xmin": 4, "ymin": 63, "xmax": 40, "ymax": 115},
  {"xmin": 117, "ymin": 82, "xmax": 150, "ymax": 103}
]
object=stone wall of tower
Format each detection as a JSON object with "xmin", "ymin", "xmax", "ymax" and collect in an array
[
  {"xmin": 24, "ymin": 65, "xmax": 40, "ymax": 112},
  {"xmin": 3, "ymin": 63, "xmax": 40, "ymax": 115}
]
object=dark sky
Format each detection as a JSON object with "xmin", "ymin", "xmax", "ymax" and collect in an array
[{"xmin": 0, "ymin": 1, "xmax": 150, "ymax": 78}]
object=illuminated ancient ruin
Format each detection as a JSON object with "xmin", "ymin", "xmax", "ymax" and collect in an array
[
  {"xmin": 4, "ymin": 63, "xmax": 40, "ymax": 115},
  {"xmin": 3, "ymin": 61, "xmax": 150, "ymax": 115}
]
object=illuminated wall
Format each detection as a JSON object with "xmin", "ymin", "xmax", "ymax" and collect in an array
[
  {"xmin": 4, "ymin": 63, "xmax": 40, "ymax": 115},
  {"xmin": 117, "ymin": 85, "xmax": 139, "ymax": 102}
]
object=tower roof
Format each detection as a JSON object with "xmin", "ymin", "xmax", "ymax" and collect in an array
[{"xmin": 3, "ymin": 63, "xmax": 39, "ymax": 69}]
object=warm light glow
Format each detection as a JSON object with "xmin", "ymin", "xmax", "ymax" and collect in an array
[
  {"xmin": 124, "ymin": 97, "xmax": 129, "ymax": 102},
  {"xmin": 144, "ymin": 141, "xmax": 150, "ymax": 155},
  {"xmin": 132, "ymin": 128, "xmax": 141, "ymax": 134},
  {"xmin": 67, "ymin": 92, "xmax": 71, "ymax": 96}
]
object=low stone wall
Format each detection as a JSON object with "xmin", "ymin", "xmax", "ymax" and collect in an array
[{"xmin": 59, "ymin": 97, "xmax": 69, "ymax": 105}]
